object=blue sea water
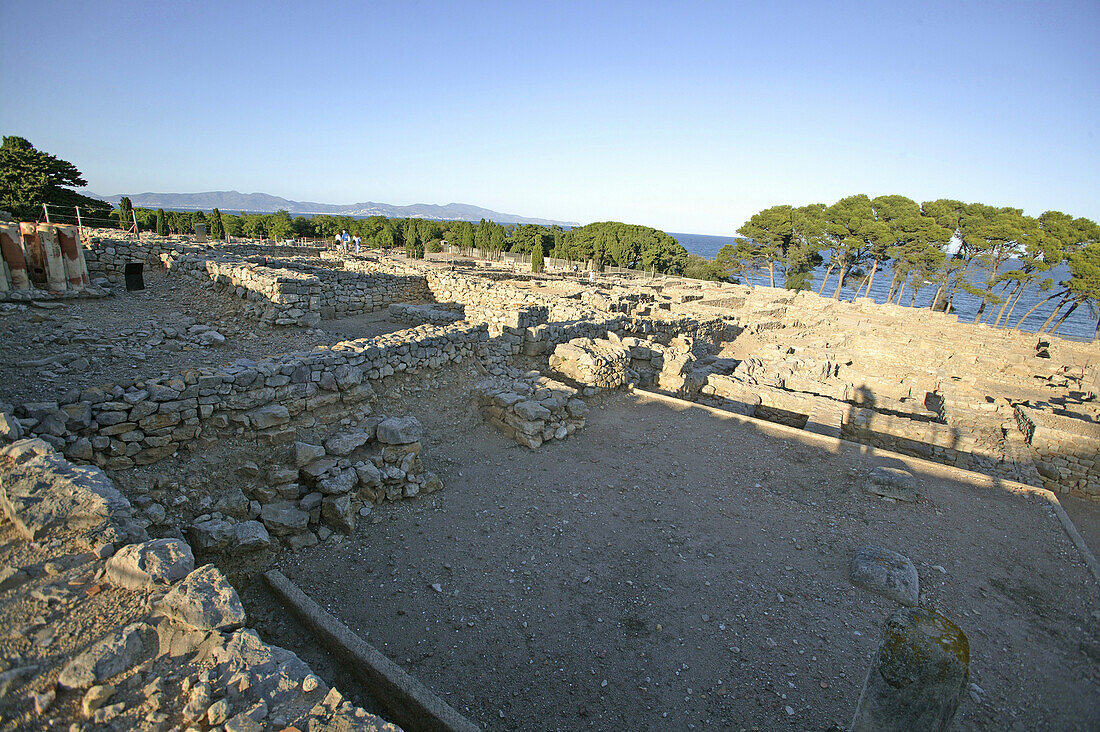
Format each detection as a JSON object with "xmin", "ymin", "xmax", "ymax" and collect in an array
[{"xmin": 669, "ymin": 232, "xmax": 1096, "ymax": 341}]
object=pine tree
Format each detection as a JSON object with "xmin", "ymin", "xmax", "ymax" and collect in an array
[
  {"xmin": 0, "ymin": 136, "xmax": 110, "ymax": 220},
  {"xmin": 155, "ymin": 208, "xmax": 166, "ymax": 236},
  {"xmin": 531, "ymin": 243, "xmax": 544, "ymax": 273}
]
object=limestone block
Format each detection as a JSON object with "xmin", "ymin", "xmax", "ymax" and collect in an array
[
  {"xmin": 106, "ymin": 538, "xmax": 194, "ymax": 590},
  {"xmin": 260, "ymin": 502, "xmax": 310, "ymax": 536},
  {"xmin": 376, "ymin": 416, "xmax": 423, "ymax": 445},
  {"xmin": 160, "ymin": 564, "xmax": 246, "ymax": 632},
  {"xmin": 59, "ymin": 622, "xmax": 154, "ymax": 689}
]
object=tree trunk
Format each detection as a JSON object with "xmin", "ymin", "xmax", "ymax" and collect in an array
[
  {"xmin": 1037, "ymin": 298, "xmax": 1069, "ymax": 333},
  {"xmin": 972, "ymin": 298, "xmax": 986, "ymax": 324},
  {"xmin": 866, "ymin": 260, "xmax": 879, "ymax": 295},
  {"xmin": 1002, "ymin": 287, "xmax": 1025, "ymax": 327},
  {"xmin": 929, "ymin": 284, "xmax": 945, "ymax": 310},
  {"xmin": 994, "ymin": 282, "xmax": 1023, "ymax": 328},
  {"xmin": 1012, "ymin": 290, "xmax": 1064, "ymax": 330},
  {"xmin": 768, "ymin": 262, "xmax": 775, "ymax": 288},
  {"xmin": 895, "ymin": 281, "xmax": 905, "ymax": 305},
  {"xmin": 1014, "ymin": 290, "xmax": 1066, "ymax": 330},
  {"xmin": 1093, "ymin": 312, "xmax": 1099, "ymax": 341},
  {"xmin": 818, "ymin": 264, "xmax": 835, "ymax": 295},
  {"xmin": 832, "ymin": 266, "xmax": 849, "ymax": 299},
  {"xmin": 886, "ymin": 269, "xmax": 900, "ymax": 303},
  {"xmin": 852, "ymin": 275, "xmax": 870, "ymax": 299},
  {"xmin": 1049, "ymin": 300, "xmax": 1080, "ymax": 335}
]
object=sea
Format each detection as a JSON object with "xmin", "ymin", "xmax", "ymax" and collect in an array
[{"xmin": 669, "ymin": 232, "xmax": 1096, "ymax": 341}]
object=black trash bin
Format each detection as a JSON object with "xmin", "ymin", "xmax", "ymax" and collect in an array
[{"xmin": 125, "ymin": 262, "xmax": 145, "ymax": 291}]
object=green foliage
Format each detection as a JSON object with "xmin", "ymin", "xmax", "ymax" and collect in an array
[
  {"xmin": 266, "ymin": 209, "xmax": 292, "ymax": 241},
  {"xmin": 405, "ymin": 225, "xmax": 424, "ymax": 258},
  {"xmin": 681, "ymin": 254, "xmax": 724, "ymax": 281},
  {"xmin": 0, "ymin": 136, "xmax": 110, "ymax": 221},
  {"xmin": 117, "ymin": 196, "xmax": 133, "ymax": 229},
  {"xmin": 155, "ymin": 208, "xmax": 166, "ymax": 236},
  {"xmin": 241, "ymin": 213, "xmax": 266, "ymax": 239},
  {"xmin": 558, "ymin": 222, "xmax": 688, "ymax": 274},
  {"xmin": 735, "ymin": 204, "xmax": 823, "ymax": 288},
  {"xmin": 426, "ymin": 239, "xmax": 443, "ymax": 253},
  {"xmin": 531, "ymin": 244, "xmax": 544, "ymax": 273},
  {"xmin": 1066, "ymin": 242, "xmax": 1100, "ymax": 304},
  {"xmin": 208, "ymin": 208, "xmax": 225, "ymax": 240}
]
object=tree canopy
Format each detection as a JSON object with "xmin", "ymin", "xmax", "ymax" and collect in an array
[{"xmin": 0, "ymin": 136, "xmax": 111, "ymax": 220}]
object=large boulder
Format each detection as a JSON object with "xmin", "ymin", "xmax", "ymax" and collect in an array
[
  {"xmin": 160, "ymin": 565, "xmax": 246, "ymax": 632},
  {"xmin": 293, "ymin": 442, "xmax": 326, "ymax": 467},
  {"xmin": 324, "ymin": 430, "xmax": 371, "ymax": 456},
  {"xmin": 246, "ymin": 405, "xmax": 290, "ymax": 430},
  {"xmin": 851, "ymin": 607, "xmax": 969, "ymax": 731},
  {"xmin": 0, "ymin": 441, "xmax": 147, "ymax": 545},
  {"xmin": 849, "ymin": 545, "xmax": 919, "ymax": 606},
  {"xmin": 188, "ymin": 518, "xmax": 235, "ymax": 552},
  {"xmin": 322, "ymin": 494, "xmax": 355, "ymax": 533},
  {"xmin": 233, "ymin": 520, "xmax": 271, "ymax": 551},
  {"xmin": 106, "ymin": 538, "xmax": 195, "ymax": 590}
]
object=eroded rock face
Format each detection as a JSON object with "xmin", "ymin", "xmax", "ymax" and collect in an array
[
  {"xmin": 851, "ymin": 607, "xmax": 969, "ymax": 732},
  {"xmin": 58, "ymin": 622, "xmax": 154, "ymax": 689},
  {"xmin": 106, "ymin": 538, "xmax": 195, "ymax": 590},
  {"xmin": 0, "ymin": 440, "xmax": 147, "ymax": 546},
  {"xmin": 849, "ymin": 544, "xmax": 919, "ymax": 606}
]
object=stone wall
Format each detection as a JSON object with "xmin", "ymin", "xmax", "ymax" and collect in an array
[
  {"xmin": 474, "ymin": 372, "xmax": 589, "ymax": 448},
  {"xmin": 161, "ymin": 250, "xmax": 430, "ymax": 327},
  {"xmin": 1016, "ymin": 406, "xmax": 1100, "ymax": 498},
  {"xmin": 0, "ymin": 322, "xmax": 488, "ymax": 471}
]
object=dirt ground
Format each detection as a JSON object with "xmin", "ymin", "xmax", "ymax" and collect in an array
[{"xmin": 268, "ymin": 388, "xmax": 1100, "ymax": 731}]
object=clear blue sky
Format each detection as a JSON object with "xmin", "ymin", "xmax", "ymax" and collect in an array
[{"xmin": 2, "ymin": 0, "xmax": 1097, "ymax": 235}]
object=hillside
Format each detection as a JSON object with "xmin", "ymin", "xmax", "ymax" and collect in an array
[{"xmin": 87, "ymin": 190, "xmax": 578, "ymax": 226}]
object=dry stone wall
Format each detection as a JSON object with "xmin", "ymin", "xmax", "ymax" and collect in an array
[
  {"xmin": 0, "ymin": 322, "xmax": 487, "ymax": 472},
  {"xmin": 474, "ymin": 371, "xmax": 589, "ymax": 448},
  {"xmin": 1016, "ymin": 406, "xmax": 1100, "ymax": 498}
]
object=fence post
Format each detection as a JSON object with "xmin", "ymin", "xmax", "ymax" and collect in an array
[
  {"xmin": 132, "ymin": 210, "xmax": 140, "ymax": 240},
  {"xmin": 43, "ymin": 203, "xmax": 50, "ymax": 223},
  {"xmin": 75, "ymin": 207, "xmax": 82, "ymax": 238}
]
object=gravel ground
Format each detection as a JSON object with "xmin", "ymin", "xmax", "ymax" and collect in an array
[{"xmin": 269, "ymin": 389, "xmax": 1100, "ymax": 731}]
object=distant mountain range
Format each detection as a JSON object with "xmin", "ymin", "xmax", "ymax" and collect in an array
[{"xmin": 86, "ymin": 190, "xmax": 578, "ymax": 227}]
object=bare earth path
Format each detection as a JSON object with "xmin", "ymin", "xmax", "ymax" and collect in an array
[{"xmin": 274, "ymin": 391, "xmax": 1100, "ymax": 731}]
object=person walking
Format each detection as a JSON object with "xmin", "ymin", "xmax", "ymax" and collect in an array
[
  {"xmin": 352, "ymin": 233, "xmax": 361, "ymax": 254},
  {"xmin": 333, "ymin": 232, "xmax": 341, "ymax": 249},
  {"xmin": 341, "ymin": 230, "xmax": 350, "ymax": 251}
]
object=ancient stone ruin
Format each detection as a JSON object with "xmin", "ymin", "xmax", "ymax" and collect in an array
[{"xmin": 0, "ymin": 226, "xmax": 1096, "ymax": 729}]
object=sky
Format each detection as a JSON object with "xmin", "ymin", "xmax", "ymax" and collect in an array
[{"xmin": 1, "ymin": 1, "xmax": 1097, "ymax": 236}]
